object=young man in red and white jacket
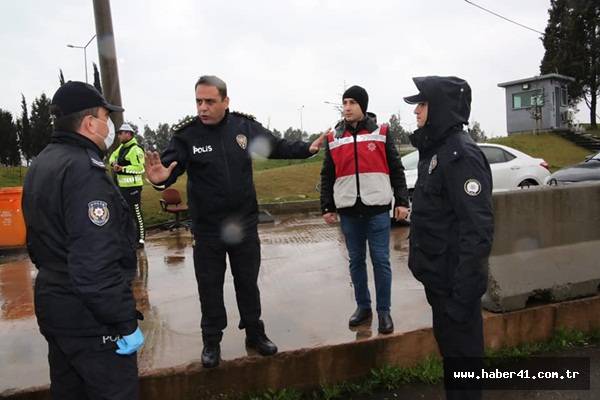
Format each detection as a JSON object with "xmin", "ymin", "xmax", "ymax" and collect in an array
[{"xmin": 320, "ymin": 85, "xmax": 410, "ymax": 334}]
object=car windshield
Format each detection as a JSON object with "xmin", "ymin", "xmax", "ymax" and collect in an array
[
  {"xmin": 401, "ymin": 151, "xmax": 419, "ymax": 170},
  {"xmin": 592, "ymin": 152, "xmax": 600, "ymax": 161}
]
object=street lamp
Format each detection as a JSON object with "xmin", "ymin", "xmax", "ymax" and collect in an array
[
  {"xmin": 67, "ymin": 34, "xmax": 97, "ymax": 83},
  {"xmin": 298, "ymin": 105, "xmax": 305, "ymax": 132},
  {"xmin": 324, "ymin": 101, "xmax": 343, "ymax": 115}
]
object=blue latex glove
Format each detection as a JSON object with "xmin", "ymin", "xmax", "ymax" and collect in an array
[{"xmin": 115, "ymin": 327, "xmax": 144, "ymax": 355}]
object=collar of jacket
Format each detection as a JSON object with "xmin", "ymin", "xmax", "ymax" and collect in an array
[
  {"xmin": 409, "ymin": 124, "xmax": 463, "ymax": 152},
  {"xmin": 334, "ymin": 115, "xmax": 378, "ymax": 138},
  {"xmin": 51, "ymin": 130, "xmax": 104, "ymax": 158},
  {"xmin": 121, "ymin": 136, "xmax": 138, "ymax": 148},
  {"xmin": 199, "ymin": 109, "xmax": 230, "ymax": 130}
]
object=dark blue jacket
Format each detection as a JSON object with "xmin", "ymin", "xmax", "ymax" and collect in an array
[
  {"xmin": 22, "ymin": 131, "xmax": 138, "ymax": 337},
  {"xmin": 159, "ymin": 110, "xmax": 313, "ymax": 237},
  {"xmin": 408, "ymin": 76, "xmax": 494, "ymax": 322}
]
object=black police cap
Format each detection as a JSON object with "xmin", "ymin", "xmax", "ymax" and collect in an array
[
  {"xmin": 51, "ymin": 81, "xmax": 124, "ymax": 117},
  {"xmin": 403, "ymin": 92, "xmax": 427, "ymax": 104}
]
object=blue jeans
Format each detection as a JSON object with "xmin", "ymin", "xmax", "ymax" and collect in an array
[{"xmin": 339, "ymin": 212, "xmax": 392, "ymax": 312}]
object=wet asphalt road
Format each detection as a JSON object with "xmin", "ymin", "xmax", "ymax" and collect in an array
[{"xmin": 0, "ymin": 213, "xmax": 429, "ymax": 393}]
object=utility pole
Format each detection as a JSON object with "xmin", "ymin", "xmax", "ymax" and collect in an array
[{"xmin": 93, "ymin": 0, "xmax": 123, "ymax": 128}]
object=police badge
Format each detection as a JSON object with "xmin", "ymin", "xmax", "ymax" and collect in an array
[
  {"xmin": 464, "ymin": 179, "xmax": 482, "ymax": 196},
  {"xmin": 88, "ymin": 201, "xmax": 110, "ymax": 226},
  {"xmin": 236, "ymin": 134, "xmax": 248, "ymax": 150},
  {"xmin": 428, "ymin": 154, "xmax": 438, "ymax": 174}
]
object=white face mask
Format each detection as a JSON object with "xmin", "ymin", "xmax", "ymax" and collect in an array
[
  {"xmin": 104, "ymin": 118, "xmax": 116, "ymax": 149},
  {"xmin": 93, "ymin": 116, "xmax": 116, "ymax": 149}
]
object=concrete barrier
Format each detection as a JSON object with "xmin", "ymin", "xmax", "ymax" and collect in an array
[{"xmin": 483, "ymin": 183, "xmax": 600, "ymax": 312}]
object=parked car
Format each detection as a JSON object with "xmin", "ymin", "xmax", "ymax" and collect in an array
[
  {"xmin": 401, "ymin": 143, "xmax": 551, "ymax": 195},
  {"xmin": 545, "ymin": 152, "xmax": 600, "ymax": 186}
]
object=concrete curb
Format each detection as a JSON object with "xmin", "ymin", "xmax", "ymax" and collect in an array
[
  {"xmin": 5, "ymin": 295, "xmax": 599, "ymax": 400},
  {"xmin": 259, "ymin": 200, "xmax": 320, "ymax": 215}
]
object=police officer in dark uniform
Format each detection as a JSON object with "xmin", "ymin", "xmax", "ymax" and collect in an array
[
  {"xmin": 22, "ymin": 81, "xmax": 144, "ymax": 400},
  {"xmin": 404, "ymin": 76, "xmax": 494, "ymax": 400},
  {"xmin": 145, "ymin": 75, "xmax": 325, "ymax": 368}
]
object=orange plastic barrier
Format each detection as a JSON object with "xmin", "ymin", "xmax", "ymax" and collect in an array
[{"xmin": 0, "ymin": 187, "xmax": 26, "ymax": 248}]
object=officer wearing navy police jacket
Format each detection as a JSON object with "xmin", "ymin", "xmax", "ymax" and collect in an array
[
  {"xmin": 405, "ymin": 76, "xmax": 494, "ymax": 400},
  {"xmin": 145, "ymin": 75, "xmax": 325, "ymax": 368},
  {"xmin": 22, "ymin": 81, "xmax": 144, "ymax": 400}
]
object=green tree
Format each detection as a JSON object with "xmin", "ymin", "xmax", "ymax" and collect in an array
[
  {"xmin": 17, "ymin": 94, "xmax": 33, "ymax": 164},
  {"xmin": 387, "ymin": 113, "xmax": 410, "ymax": 145},
  {"xmin": 154, "ymin": 123, "xmax": 171, "ymax": 153},
  {"xmin": 0, "ymin": 109, "xmax": 20, "ymax": 166},
  {"xmin": 540, "ymin": 0, "xmax": 600, "ymax": 128},
  {"xmin": 467, "ymin": 121, "xmax": 487, "ymax": 142},
  {"xmin": 93, "ymin": 62, "xmax": 102, "ymax": 94},
  {"xmin": 283, "ymin": 127, "xmax": 307, "ymax": 141},
  {"xmin": 29, "ymin": 93, "xmax": 53, "ymax": 157},
  {"xmin": 143, "ymin": 124, "xmax": 158, "ymax": 151}
]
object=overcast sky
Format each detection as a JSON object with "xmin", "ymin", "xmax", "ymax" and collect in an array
[{"xmin": 1, "ymin": 0, "xmax": 578, "ymax": 138}]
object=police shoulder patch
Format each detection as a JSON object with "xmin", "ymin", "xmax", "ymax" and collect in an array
[
  {"xmin": 171, "ymin": 115, "xmax": 196, "ymax": 133},
  {"xmin": 464, "ymin": 179, "xmax": 482, "ymax": 196},
  {"xmin": 88, "ymin": 200, "xmax": 110, "ymax": 226},
  {"xmin": 90, "ymin": 157, "xmax": 105, "ymax": 169},
  {"xmin": 86, "ymin": 149, "xmax": 106, "ymax": 169},
  {"xmin": 231, "ymin": 111, "xmax": 256, "ymax": 122}
]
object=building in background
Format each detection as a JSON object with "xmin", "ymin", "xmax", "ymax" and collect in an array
[{"xmin": 498, "ymin": 73, "xmax": 575, "ymax": 135}]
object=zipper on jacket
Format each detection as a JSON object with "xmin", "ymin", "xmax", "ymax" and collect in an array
[
  {"xmin": 353, "ymin": 133, "xmax": 361, "ymax": 198},
  {"xmin": 219, "ymin": 132, "xmax": 233, "ymax": 199}
]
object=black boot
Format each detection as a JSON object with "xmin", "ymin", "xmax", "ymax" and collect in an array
[
  {"xmin": 378, "ymin": 311, "xmax": 394, "ymax": 334},
  {"xmin": 349, "ymin": 307, "xmax": 372, "ymax": 327},
  {"xmin": 201, "ymin": 343, "xmax": 221, "ymax": 368},
  {"xmin": 246, "ymin": 333, "xmax": 278, "ymax": 356}
]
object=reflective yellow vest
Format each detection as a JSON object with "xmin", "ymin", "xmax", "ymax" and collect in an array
[{"xmin": 108, "ymin": 138, "xmax": 145, "ymax": 188}]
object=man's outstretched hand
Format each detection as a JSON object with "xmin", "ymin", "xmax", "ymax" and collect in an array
[
  {"xmin": 145, "ymin": 151, "xmax": 177, "ymax": 184},
  {"xmin": 309, "ymin": 132, "xmax": 328, "ymax": 154}
]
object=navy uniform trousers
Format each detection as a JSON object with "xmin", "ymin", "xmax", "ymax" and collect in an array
[
  {"xmin": 425, "ymin": 289, "xmax": 484, "ymax": 400},
  {"xmin": 46, "ymin": 335, "xmax": 138, "ymax": 400},
  {"xmin": 119, "ymin": 186, "xmax": 145, "ymax": 244},
  {"xmin": 192, "ymin": 232, "xmax": 264, "ymax": 345}
]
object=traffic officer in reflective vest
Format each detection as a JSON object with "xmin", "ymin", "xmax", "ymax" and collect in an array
[
  {"xmin": 405, "ymin": 76, "xmax": 494, "ymax": 400},
  {"xmin": 109, "ymin": 123, "xmax": 146, "ymax": 247},
  {"xmin": 22, "ymin": 81, "xmax": 144, "ymax": 399},
  {"xmin": 320, "ymin": 85, "xmax": 410, "ymax": 334}
]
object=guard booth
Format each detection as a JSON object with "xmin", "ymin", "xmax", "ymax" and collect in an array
[
  {"xmin": 497, "ymin": 73, "xmax": 575, "ymax": 135},
  {"xmin": 0, "ymin": 187, "xmax": 26, "ymax": 248}
]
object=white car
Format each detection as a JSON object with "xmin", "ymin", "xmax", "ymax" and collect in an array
[{"xmin": 401, "ymin": 143, "xmax": 551, "ymax": 194}]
